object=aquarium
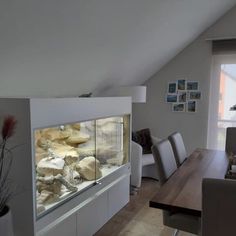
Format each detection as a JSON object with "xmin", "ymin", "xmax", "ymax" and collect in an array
[{"xmin": 34, "ymin": 115, "xmax": 130, "ymax": 217}]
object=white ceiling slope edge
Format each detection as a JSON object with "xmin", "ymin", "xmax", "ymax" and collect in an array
[{"xmin": 0, "ymin": 0, "xmax": 236, "ymax": 97}]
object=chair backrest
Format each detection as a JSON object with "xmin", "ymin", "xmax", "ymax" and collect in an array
[
  {"xmin": 168, "ymin": 132, "xmax": 187, "ymax": 167},
  {"xmin": 225, "ymin": 127, "xmax": 236, "ymax": 155},
  {"xmin": 151, "ymin": 139, "xmax": 178, "ymax": 185},
  {"xmin": 202, "ymin": 178, "xmax": 236, "ymax": 236}
]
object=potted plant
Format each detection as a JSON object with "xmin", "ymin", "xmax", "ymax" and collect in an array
[{"xmin": 0, "ymin": 115, "xmax": 17, "ymax": 236}]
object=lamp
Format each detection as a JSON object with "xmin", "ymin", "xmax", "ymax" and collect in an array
[{"xmin": 102, "ymin": 86, "xmax": 146, "ymax": 103}]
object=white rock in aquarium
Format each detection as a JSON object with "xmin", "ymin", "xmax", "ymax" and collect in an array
[
  {"xmin": 96, "ymin": 145, "xmax": 119, "ymax": 158},
  {"xmin": 37, "ymin": 179, "xmax": 62, "ymax": 194},
  {"xmin": 36, "ymin": 138, "xmax": 52, "ymax": 150},
  {"xmin": 64, "ymin": 155, "xmax": 79, "ymax": 165},
  {"xmin": 80, "ymin": 121, "xmax": 95, "ymax": 132},
  {"xmin": 50, "ymin": 142, "xmax": 79, "ymax": 160},
  {"xmin": 106, "ymin": 156, "xmax": 123, "ymax": 166},
  {"xmin": 37, "ymin": 157, "xmax": 65, "ymax": 176},
  {"xmin": 77, "ymin": 146, "xmax": 95, "ymax": 157},
  {"xmin": 35, "ymin": 147, "xmax": 49, "ymax": 164},
  {"xmin": 97, "ymin": 123, "xmax": 117, "ymax": 135},
  {"xmin": 96, "ymin": 117, "xmax": 120, "ymax": 126},
  {"xmin": 63, "ymin": 165, "xmax": 81, "ymax": 184},
  {"xmin": 42, "ymin": 127, "xmax": 71, "ymax": 141},
  {"xmin": 70, "ymin": 123, "xmax": 81, "ymax": 130},
  {"xmin": 38, "ymin": 190, "xmax": 59, "ymax": 204},
  {"xmin": 37, "ymin": 174, "xmax": 78, "ymax": 193},
  {"xmin": 76, "ymin": 156, "xmax": 102, "ymax": 180},
  {"xmin": 66, "ymin": 132, "xmax": 90, "ymax": 145}
]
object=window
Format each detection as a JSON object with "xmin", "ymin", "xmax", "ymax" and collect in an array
[{"xmin": 207, "ymin": 54, "xmax": 236, "ymax": 150}]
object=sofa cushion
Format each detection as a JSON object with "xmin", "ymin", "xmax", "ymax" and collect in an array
[
  {"xmin": 132, "ymin": 128, "xmax": 153, "ymax": 154},
  {"xmin": 142, "ymin": 153, "xmax": 155, "ymax": 166}
]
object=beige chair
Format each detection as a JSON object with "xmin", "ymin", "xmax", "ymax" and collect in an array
[
  {"xmin": 168, "ymin": 132, "xmax": 187, "ymax": 167},
  {"xmin": 225, "ymin": 127, "xmax": 236, "ymax": 155},
  {"xmin": 202, "ymin": 178, "xmax": 236, "ymax": 236},
  {"xmin": 152, "ymin": 140, "xmax": 200, "ymax": 236}
]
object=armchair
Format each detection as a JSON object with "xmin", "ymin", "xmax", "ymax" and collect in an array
[{"xmin": 131, "ymin": 136, "xmax": 161, "ymax": 188}]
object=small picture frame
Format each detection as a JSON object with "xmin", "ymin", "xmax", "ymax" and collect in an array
[
  {"xmin": 166, "ymin": 94, "xmax": 178, "ymax": 103},
  {"xmin": 187, "ymin": 81, "xmax": 199, "ymax": 91},
  {"xmin": 178, "ymin": 91, "xmax": 187, "ymax": 102},
  {"xmin": 172, "ymin": 103, "xmax": 185, "ymax": 112},
  {"xmin": 168, "ymin": 82, "xmax": 177, "ymax": 93},
  {"xmin": 177, "ymin": 79, "xmax": 186, "ymax": 91},
  {"xmin": 189, "ymin": 91, "xmax": 201, "ymax": 100},
  {"xmin": 187, "ymin": 100, "xmax": 197, "ymax": 112}
]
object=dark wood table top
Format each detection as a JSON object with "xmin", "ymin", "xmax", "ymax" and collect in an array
[{"xmin": 149, "ymin": 148, "xmax": 229, "ymax": 216}]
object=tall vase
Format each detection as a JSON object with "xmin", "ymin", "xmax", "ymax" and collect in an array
[{"xmin": 0, "ymin": 206, "xmax": 14, "ymax": 236}]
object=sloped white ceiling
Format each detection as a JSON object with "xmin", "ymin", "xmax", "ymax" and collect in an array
[{"xmin": 0, "ymin": 0, "xmax": 236, "ymax": 97}]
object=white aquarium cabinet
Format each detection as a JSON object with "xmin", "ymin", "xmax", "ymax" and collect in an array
[{"xmin": 0, "ymin": 97, "xmax": 131, "ymax": 236}]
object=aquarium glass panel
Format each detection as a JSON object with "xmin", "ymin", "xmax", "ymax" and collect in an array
[{"xmin": 34, "ymin": 115, "xmax": 130, "ymax": 218}]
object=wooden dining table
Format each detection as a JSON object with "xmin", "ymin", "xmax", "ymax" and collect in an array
[{"xmin": 149, "ymin": 148, "xmax": 229, "ymax": 217}]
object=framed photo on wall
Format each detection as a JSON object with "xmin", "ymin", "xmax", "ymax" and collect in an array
[
  {"xmin": 166, "ymin": 79, "xmax": 201, "ymax": 113},
  {"xmin": 168, "ymin": 82, "xmax": 177, "ymax": 93},
  {"xmin": 187, "ymin": 81, "xmax": 199, "ymax": 90},
  {"xmin": 177, "ymin": 79, "xmax": 186, "ymax": 90},
  {"xmin": 187, "ymin": 100, "xmax": 197, "ymax": 112},
  {"xmin": 178, "ymin": 91, "xmax": 187, "ymax": 102},
  {"xmin": 166, "ymin": 94, "xmax": 178, "ymax": 103},
  {"xmin": 189, "ymin": 91, "xmax": 201, "ymax": 100},
  {"xmin": 172, "ymin": 103, "xmax": 185, "ymax": 112}
]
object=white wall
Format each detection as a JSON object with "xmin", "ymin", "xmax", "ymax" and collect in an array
[
  {"xmin": 132, "ymin": 6, "xmax": 236, "ymax": 154},
  {"xmin": 0, "ymin": 0, "xmax": 235, "ymax": 97}
]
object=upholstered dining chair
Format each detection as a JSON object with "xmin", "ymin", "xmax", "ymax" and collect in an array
[
  {"xmin": 168, "ymin": 132, "xmax": 187, "ymax": 167},
  {"xmin": 225, "ymin": 127, "xmax": 236, "ymax": 155},
  {"xmin": 151, "ymin": 139, "xmax": 177, "ymax": 185},
  {"xmin": 152, "ymin": 140, "xmax": 200, "ymax": 236},
  {"xmin": 202, "ymin": 178, "xmax": 236, "ymax": 236}
]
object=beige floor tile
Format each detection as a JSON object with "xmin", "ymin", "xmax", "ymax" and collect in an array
[
  {"xmin": 94, "ymin": 178, "xmax": 197, "ymax": 236},
  {"xmin": 132, "ymin": 204, "xmax": 163, "ymax": 226},
  {"xmin": 119, "ymin": 219, "xmax": 164, "ymax": 236}
]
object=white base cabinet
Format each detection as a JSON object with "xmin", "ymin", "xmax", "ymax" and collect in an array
[
  {"xmin": 108, "ymin": 175, "xmax": 130, "ymax": 219},
  {"xmin": 37, "ymin": 174, "xmax": 130, "ymax": 236},
  {"xmin": 43, "ymin": 214, "xmax": 77, "ymax": 236},
  {"xmin": 0, "ymin": 97, "xmax": 131, "ymax": 236},
  {"xmin": 77, "ymin": 188, "xmax": 108, "ymax": 236}
]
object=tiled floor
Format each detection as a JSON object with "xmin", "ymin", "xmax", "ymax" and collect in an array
[{"xmin": 95, "ymin": 178, "xmax": 195, "ymax": 236}]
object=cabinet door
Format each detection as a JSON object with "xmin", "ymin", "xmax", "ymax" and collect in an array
[
  {"xmin": 77, "ymin": 191, "xmax": 108, "ymax": 236},
  {"xmin": 42, "ymin": 214, "xmax": 77, "ymax": 236},
  {"xmin": 108, "ymin": 175, "xmax": 130, "ymax": 219}
]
